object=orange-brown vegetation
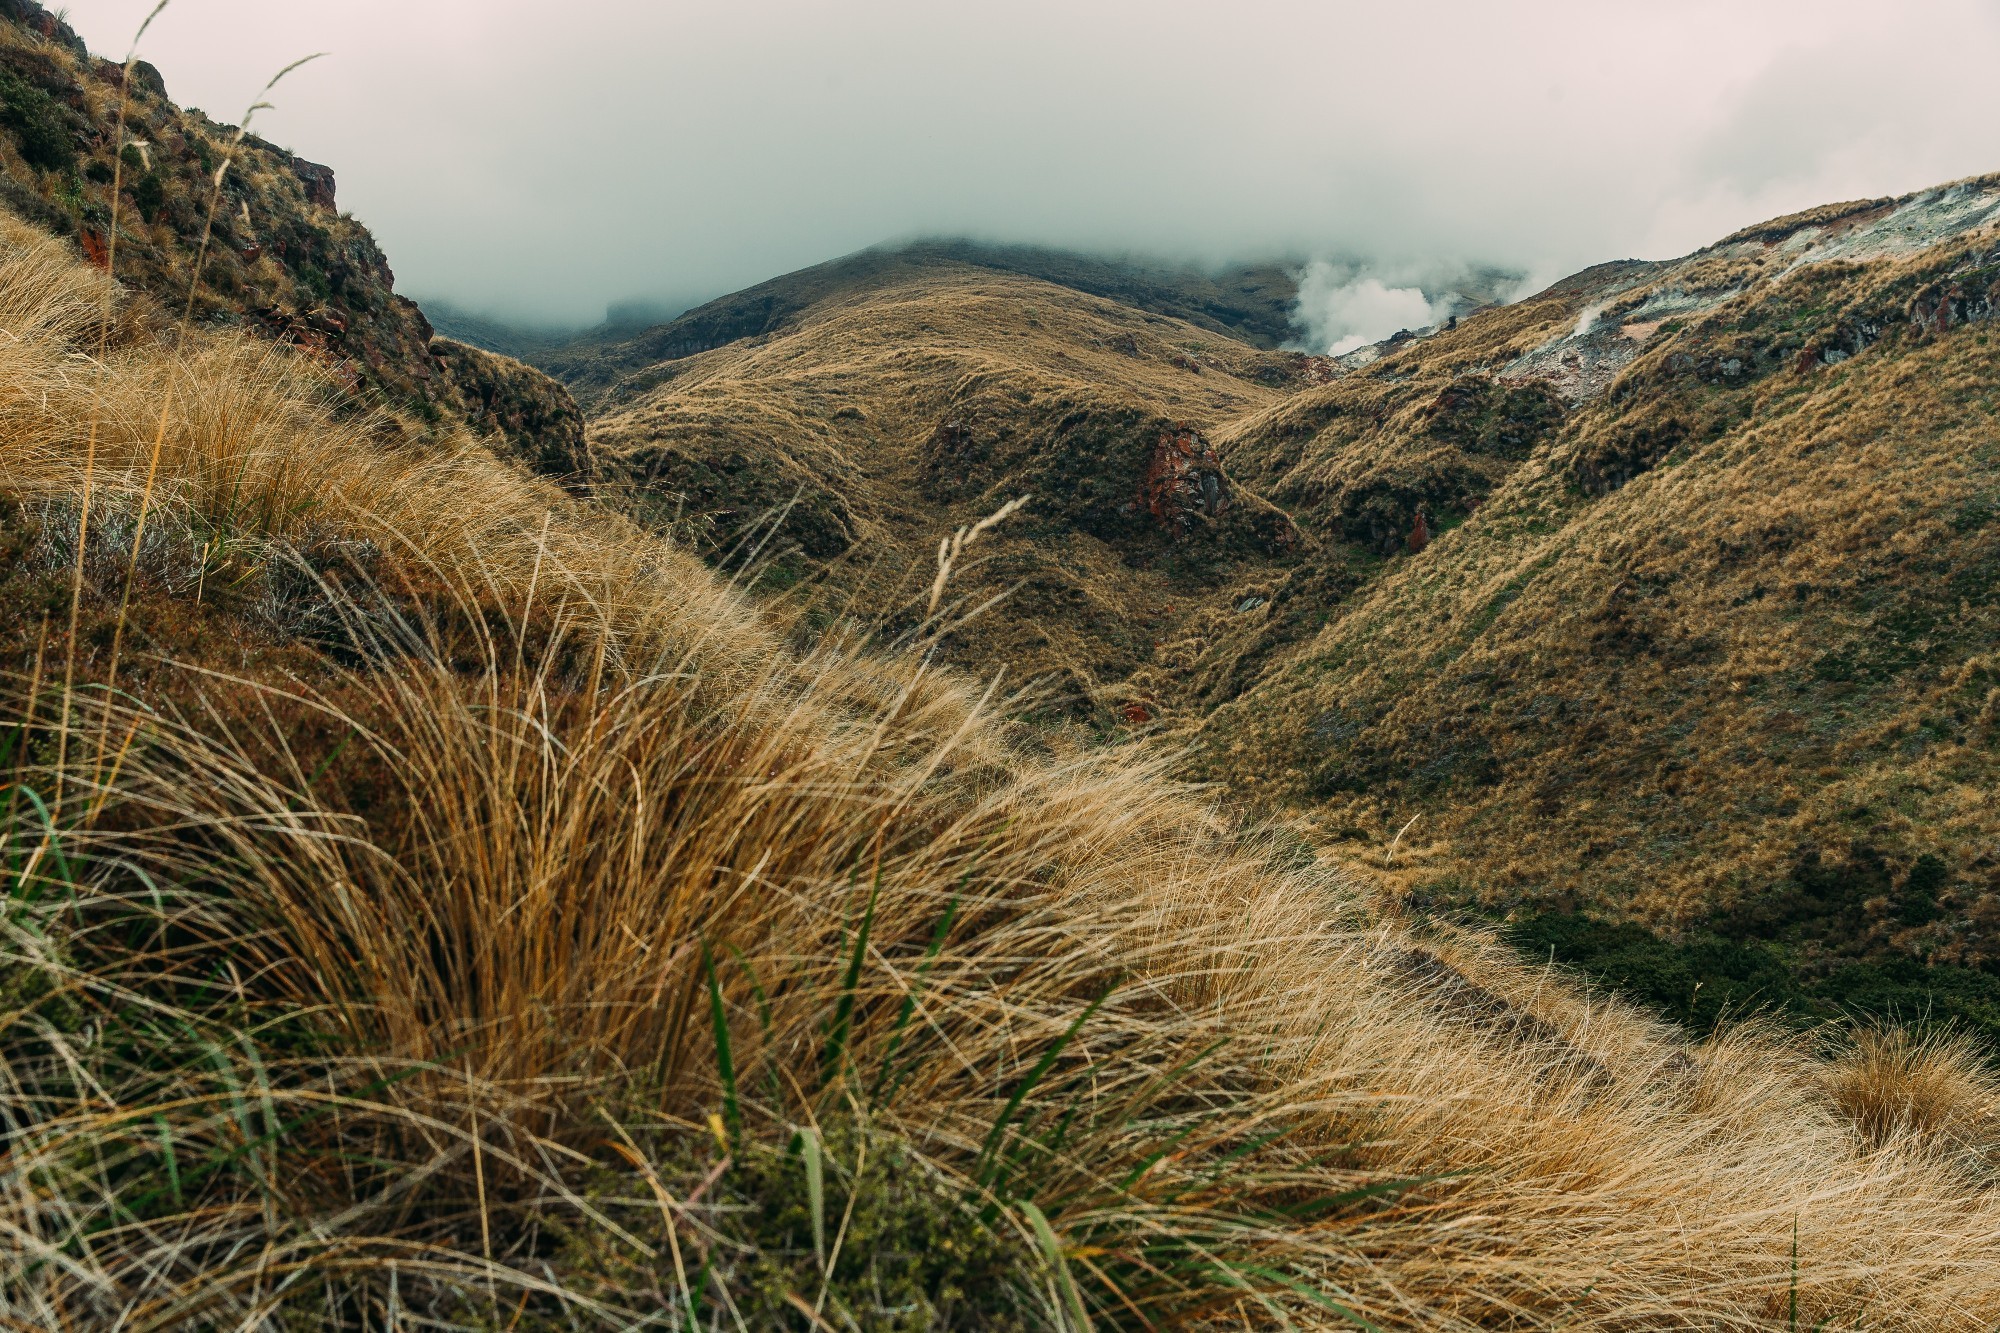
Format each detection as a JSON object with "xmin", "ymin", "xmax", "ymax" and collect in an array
[
  {"xmin": 556, "ymin": 177, "xmax": 2000, "ymax": 1022},
  {"xmin": 584, "ymin": 264, "xmax": 1313, "ymax": 712},
  {"xmin": 1197, "ymin": 184, "xmax": 2000, "ymax": 985},
  {"xmin": 6, "ymin": 151, "xmax": 2000, "ymax": 1330}
]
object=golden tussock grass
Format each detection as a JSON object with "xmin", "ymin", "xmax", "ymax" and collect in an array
[
  {"xmin": 1825, "ymin": 1026, "xmax": 2000, "ymax": 1163},
  {"xmin": 3, "ymin": 211, "xmax": 2000, "ymax": 1328}
]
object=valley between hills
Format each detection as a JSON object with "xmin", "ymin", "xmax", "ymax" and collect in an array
[
  {"xmin": 497, "ymin": 186, "xmax": 2000, "ymax": 1046},
  {"xmin": 5, "ymin": 1, "xmax": 2000, "ymax": 1326}
]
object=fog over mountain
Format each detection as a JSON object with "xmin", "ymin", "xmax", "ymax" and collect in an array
[{"xmin": 65, "ymin": 0, "xmax": 2000, "ymax": 333}]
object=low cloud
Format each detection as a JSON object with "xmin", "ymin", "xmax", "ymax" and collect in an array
[
  {"xmin": 64, "ymin": 0, "xmax": 2000, "ymax": 327},
  {"xmin": 1289, "ymin": 264, "xmax": 1455, "ymax": 355}
]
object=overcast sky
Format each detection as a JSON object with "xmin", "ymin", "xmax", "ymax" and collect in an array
[{"xmin": 61, "ymin": 1, "xmax": 2000, "ymax": 331}]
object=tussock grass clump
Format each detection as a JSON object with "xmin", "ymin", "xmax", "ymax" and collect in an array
[
  {"xmin": 14, "ymin": 561, "xmax": 1456, "ymax": 1326},
  {"xmin": 1826, "ymin": 1026, "xmax": 2000, "ymax": 1162},
  {"xmin": 4, "ymin": 208, "xmax": 2000, "ymax": 1329}
]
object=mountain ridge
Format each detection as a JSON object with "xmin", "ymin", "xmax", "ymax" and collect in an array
[
  {"xmin": 551, "ymin": 166, "xmax": 2000, "ymax": 1041},
  {"xmin": 528, "ymin": 239, "xmax": 1308, "ymax": 411},
  {"xmin": 526, "ymin": 239, "xmax": 1525, "ymax": 413}
]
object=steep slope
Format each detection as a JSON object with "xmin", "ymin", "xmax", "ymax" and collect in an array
[
  {"xmin": 1190, "ymin": 177, "xmax": 2000, "ymax": 1029},
  {"xmin": 0, "ymin": 0, "xmax": 585, "ymax": 478},
  {"xmin": 587, "ymin": 261, "xmax": 1322, "ymax": 709}
]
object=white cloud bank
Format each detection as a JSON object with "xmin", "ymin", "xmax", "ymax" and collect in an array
[{"xmin": 1290, "ymin": 263, "xmax": 1458, "ymax": 355}]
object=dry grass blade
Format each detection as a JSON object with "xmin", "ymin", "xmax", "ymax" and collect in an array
[{"xmin": 928, "ymin": 492, "xmax": 1030, "ymax": 616}]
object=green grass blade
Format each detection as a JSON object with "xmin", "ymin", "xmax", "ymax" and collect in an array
[
  {"xmin": 801, "ymin": 1125, "xmax": 826, "ymax": 1272},
  {"xmin": 704, "ymin": 942, "xmax": 740, "ymax": 1137},
  {"xmin": 821, "ymin": 868, "xmax": 881, "ymax": 1088},
  {"xmin": 688, "ymin": 1253, "xmax": 712, "ymax": 1333},
  {"xmin": 7, "ymin": 782, "xmax": 76, "ymax": 907},
  {"xmin": 152, "ymin": 1114, "xmax": 183, "ymax": 1210},
  {"xmin": 1020, "ymin": 1200, "xmax": 1092, "ymax": 1332},
  {"xmin": 977, "ymin": 986, "xmax": 1115, "ymax": 1188},
  {"xmin": 869, "ymin": 893, "xmax": 960, "ymax": 1104}
]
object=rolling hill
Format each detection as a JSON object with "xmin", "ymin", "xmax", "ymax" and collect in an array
[
  {"xmin": 582, "ymin": 259, "xmax": 1330, "ymax": 708},
  {"xmin": 530, "ymin": 239, "xmax": 1310, "ymax": 412},
  {"xmin": 561, "ymin": 177, "xmax": 2000, "ymax": 1040}
]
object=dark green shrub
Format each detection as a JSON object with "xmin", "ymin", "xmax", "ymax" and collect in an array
[
  {"xmin": 1899, "ymin": 853, "xmax": 1948, "ymax": 925},
  {"xmin": 1508, "ymin": 912, "xmax": 1796, "ymax": 1031},
  {"xmin": 1508, "ymin": 909, "xmax": 2000, "ymax": 1052},
  {"xmin": 722, "ymin": 1121, "xmax": 1034, "ymax": 1331},
  {"xmin": 0, "ymin": 68, "xmax": 74, "ymax": 173},
  {"xmin": 132, "ymin": 171, "xmax": 165, "ymax": 223}
]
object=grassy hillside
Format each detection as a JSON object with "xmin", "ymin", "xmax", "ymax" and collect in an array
[
  {"xmin": 585, "ymin": 261, "xmax": 1327, "ymax": 713},
  {"xmin": 534, "ymin": 240, "xmax": 1312, "ymax": 411},
  {"xmin": 1189, "ymin": 180, "xmax": 2000, "ymax": 1031},
  {"xmin": 530, "ymin": 173, "xmax": 2000, "ymax": 1047},
  {"xmin": 0, "ymin": 4, "xmax": 584, "ymax": 478},
  {"xmin": 9, "ymin": 3, "xmax": 2000, "ymax": 1325},
  {"xmin": 8, "ymin": 113, "xmax": 2000, "ymax": 1330}
]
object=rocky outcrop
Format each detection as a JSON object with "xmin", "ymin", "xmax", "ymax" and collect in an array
[
  {"xmin": 0, "ymin": 5, "xmax": 440, "ymax": 405},
  {"xmin": 286, "ymin": 154, "xmax": 336, "ymax": 211},
  {"xmin": 0, "ymin": 0, "xmax": 80, "ymax": 54},
  {"xmin": 0, "ymin": 0, "xmax": 583, "ymax": 478},
  {"xmin": 1908, "ymin": 261, "xmax": 2000, "ymax": 337},
  {"xmin": 1499, "ymin": 321, "xmax": 1649, "ymax": 403},
  {"xmin": 1138, "ymin": 424, "xmax": 1229, "ymax": 538}
]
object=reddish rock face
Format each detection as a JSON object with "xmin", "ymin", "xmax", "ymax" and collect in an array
[
  {"xmin": 1407, "ymin": 510, "xmax": 1430, "ymax": 554},
  {"xmin": 1138, "ymin": 424, "xmax": 1229, "ymax": 538},
  {"xmin": 2, "ymin": 0, "xmax": 84, "ymax": 52},
  {"xmin": 291, "ymin": 159, "xmax": 337, "ymax": 212},
  {"xmin": 1908, "ymin": 271, "xmax": 2000, "ymax": 336}
]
